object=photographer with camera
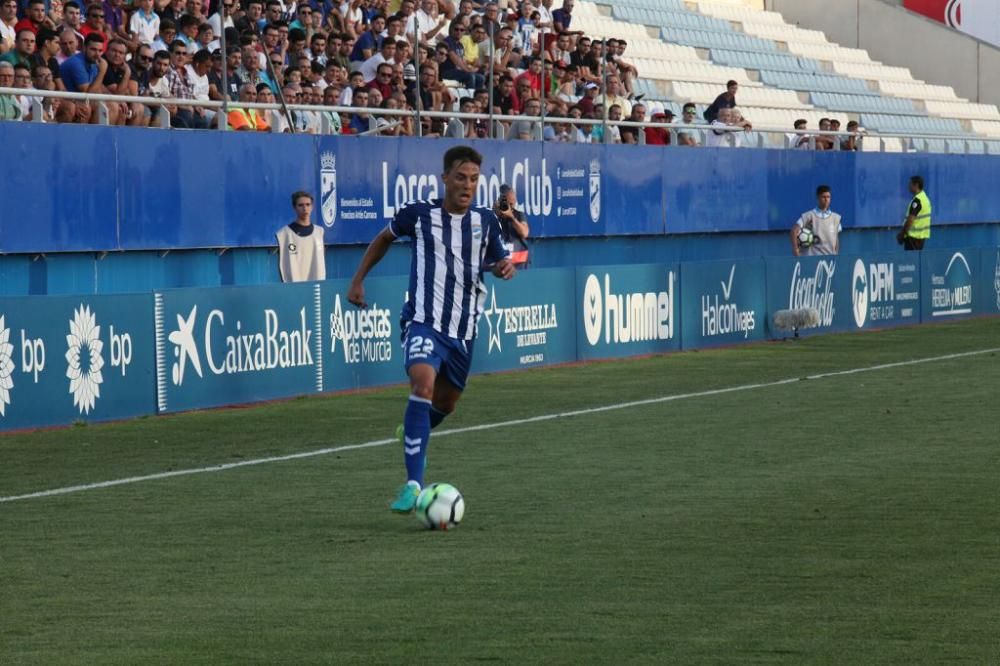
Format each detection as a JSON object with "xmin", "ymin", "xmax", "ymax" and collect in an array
[{"xmin": 494, "ymin": 184, "xmax": 530, "ymax": 268}]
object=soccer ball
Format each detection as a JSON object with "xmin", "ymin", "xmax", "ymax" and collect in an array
[
  {"xmin": 415, "ymin": 483, "xmax": 465, "ymax": 530},
  {"xmin": 797, "ymin": 226, "xmax": 815, "ymax": 247}
]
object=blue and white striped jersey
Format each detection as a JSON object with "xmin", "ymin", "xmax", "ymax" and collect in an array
[{"xmin": 389, "ymin": 199, "xmax": 509, "ymax": 340}]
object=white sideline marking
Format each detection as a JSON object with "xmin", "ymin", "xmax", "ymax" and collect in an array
[{"xmin": 1, "ymin": 347, "xmax": 997, "ymax": 505}]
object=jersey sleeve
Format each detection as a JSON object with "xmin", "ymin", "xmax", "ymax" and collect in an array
[
  {"xmin": 483, "ymin": 210, "xmax": 510, "ymax": 264},
  {"xmin": 388, "ymin": 204, "xmax": 417, "ymax": 238}
]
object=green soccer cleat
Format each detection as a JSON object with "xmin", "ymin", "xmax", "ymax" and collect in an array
[{"xmin": 390, "ymin": 481, "xmax": 420, "ymax": 513}]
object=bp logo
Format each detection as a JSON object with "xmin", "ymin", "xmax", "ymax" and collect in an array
[
  {"xmin": 852, "ymin": 259, "xmax": 868, "ymax": 328},
  {"xmin": 588, "ymin": 159, "xmax": 601, "ymax": 224},
  {"xmin": 320, "ymin": 151, "xmax": 337, "ymax": 228},
  {"xmin": 66, "ymin": 304, "xmax": 105, "ymax": 415},
  {"xmin": 583, "ymin": 274, "xmax": 602, "ymax": 345},
  {"xmin": 0, "ymin": 315, "xmax": 13, "ymax": 417}
]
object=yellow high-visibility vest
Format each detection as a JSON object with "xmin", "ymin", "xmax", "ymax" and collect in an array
[{"xmin": 906, "ymin": 190, "xmax": 932, "ymax": 239}]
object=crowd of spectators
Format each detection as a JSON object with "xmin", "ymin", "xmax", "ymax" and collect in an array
[{"xmin": 0, "ymin": 0, "xmax": 865, "ymax": 146}]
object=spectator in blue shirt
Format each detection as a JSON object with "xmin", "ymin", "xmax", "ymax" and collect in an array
[
  {"xmin": 348, "ymin": 86, "xmax": 370, "ymax": 133},
  {"xmin": 552, "ymin": 0, "xmax": 583, "ymax": 38},
  {"xmin": 350, "ymin": 14, "xmax": 385, "ymax": 63},
  {"xmin": 60, "ymin": 31, "xmax": 104, "ymax": 92}
]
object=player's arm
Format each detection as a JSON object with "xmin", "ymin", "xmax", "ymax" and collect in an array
[
  {"xmin": 897, "ymin": 199, "xmax": 919, "ymax": 241},
  {"xmin": 790, "ymin": 215, "xmax": 804, "ymax": 257},
  {"xmin": 790, "ymin": 224, "xmax": 802, "ymax": 257},
  {"xmin": 348, "ymin": 227, "xmax": 395, "ymax": 308},
  {"xmin": 484, "ymin": 212, "xmax": 515, "ymax": 280}
]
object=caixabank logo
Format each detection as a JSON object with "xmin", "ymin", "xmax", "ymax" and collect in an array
[
  {"xmin": 582, "ymin": 272, "xmax": 675, "ymax": 346},
  {"xmin": 155, "ymin": 286, "xmax": 324, "ymax": 412}
]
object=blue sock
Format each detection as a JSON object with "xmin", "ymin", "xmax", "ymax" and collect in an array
[
  {"xmin": 429, "ymin": 406, "xmax": 448, "ymax": 429},
  {"xmin": 403, "ymin": 395, "xmax": 431, "ymax": 486}
]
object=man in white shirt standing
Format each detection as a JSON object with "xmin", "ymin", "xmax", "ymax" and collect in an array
[
  {"xmin": 791, "ymin": 185, "xmax": 842, "ymax": 256},
  {"xmin": 277, "ymin": 191, "xmax": 327, "ymax": 283}
]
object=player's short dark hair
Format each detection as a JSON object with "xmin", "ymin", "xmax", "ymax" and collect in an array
[
  {"xmin": 794, "ymin": 119, "xmax": 807, "ymax": 129},
  {"xmin": 192, "ymin": 49, "xmax": 212, "ymax": 65},
  {"xmin": 291, "ymin": 190, "xmax": 313, "ymax": 206},
  {"xmin": 443, "ymin": 146, "xmax": 483, "ymax": 174},
  {"xmin": 83, "ymin": 32, "xmax": 104, "ymax": 46},
  {"xmin": 726, "ymin": 79, "xmax": 738, "ymax": 87},
  {"xmin": 816, "ymin": 185, "xmax": 831, "ymax": 196},
  {"xmin": 910, "ymin": 175, "xmax": 924, "ymax": 189}
]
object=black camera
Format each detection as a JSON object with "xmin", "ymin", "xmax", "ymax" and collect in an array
[{"xmin": 497, "ymin": 199, "xmax": 510, "ymax": 212}]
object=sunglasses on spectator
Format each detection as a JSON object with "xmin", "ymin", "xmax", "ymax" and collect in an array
[
  {"xmin": 173, "ymin": 49, "xmax": 188, "ymax": 55},
  {"xmin": 89, "ymin": 11, "xmax": 104, "ymax": 17},
  {"xmin": 137, "ymin": 54, "xmax": 152, "ymax": 62}
]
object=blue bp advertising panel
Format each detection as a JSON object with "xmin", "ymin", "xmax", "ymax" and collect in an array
[
  {"xmin": 680, "ymin": 259, "xmax": 767, "ymax": 349},
  {"xmin": 472, "ymin": 269, "xmax": 577, "ymax": 373},
  {"xmin": 920, "ymin": 248, "xmax": 979, "ymax": 322},
  {"xmin": 321, "ymin": 275, "xmax": 409, "ymax": 391},
  {"xmin": 154, "ymin": 283, "xmax": 324, "ymax": 413},
  {"xmin": 846, "ymin": 253, "xmax": 921, "ymax": 330},
  {"xmin": 981, "ymin": 246, "xmax": 1000, "ymax": 316},
  {"xmin": 575, "ymin": 263, "xmax": 679, "ymax": 360},
  {"xmin": 0, "ymin": 293, "xmax": 154, "ymax": 431}
]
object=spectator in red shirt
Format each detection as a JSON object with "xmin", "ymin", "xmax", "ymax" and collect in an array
[
  {"xmin": 14, "ymin": 0, "xmax": 52, "ymax": 36},
  {"xmin": 79, "ymin": 4, "xmax": 108, "ymax": 52},
  {"xmin": 515, "ymin": 56, "xmax": 541, "ymax": 95},
  {"xmin": 644, "ymin": 106, "xmax": 673, "ymax": 145},
  {"xmin": 367, "ymin": 61, "xmax": 394, "ymax": 100}
]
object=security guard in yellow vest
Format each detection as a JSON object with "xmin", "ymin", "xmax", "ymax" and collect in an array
[{"xmin": 897, "ymin": 175, "xmax": 932, "ymax": 251}]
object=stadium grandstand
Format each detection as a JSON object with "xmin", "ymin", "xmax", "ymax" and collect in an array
[{"xmin": 1, "ymin": 0, "xmax": 999, "ymax": 152}]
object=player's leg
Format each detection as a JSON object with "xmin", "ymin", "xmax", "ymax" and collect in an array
[
  {"xmin": 429, "ymin": 374, "xmax": 463, "ymax": 430},
  {"xmin": 430, "ymin": 336, "xmax": 474, "ymax": 430},
  {"xmin": 392, "ymin": 325, "xmax": 446, "ymax": 513}
]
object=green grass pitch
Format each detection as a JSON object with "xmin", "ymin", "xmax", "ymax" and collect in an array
[{"xmin": 1, "ymin": 318, "xmax": 998, "ymax": 664}]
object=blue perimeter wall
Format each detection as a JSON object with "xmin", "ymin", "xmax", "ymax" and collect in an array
[
  {"xmin": 1, "ymin": 248, "xmax": 997, "ymax": 431},
  {"xmin": 2, "ymin": 124, "xmax": 1000, "ymax": 295}
]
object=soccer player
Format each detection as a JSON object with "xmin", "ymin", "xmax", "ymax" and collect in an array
[{"xmin": 347, "ymin": 146, "xmax": 516, "ymax": 513}]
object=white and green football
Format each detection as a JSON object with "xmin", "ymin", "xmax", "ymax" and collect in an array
[{"xmin": 415, "ymin": 483, "xmax": 465, "ymax": 531}]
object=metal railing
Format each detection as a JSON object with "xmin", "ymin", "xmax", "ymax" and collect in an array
[{"xmin": 1, "ymin": 86, "xmax": 997, "ymax": 154}]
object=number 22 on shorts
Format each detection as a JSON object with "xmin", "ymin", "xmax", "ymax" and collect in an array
[{"xmin": 407, "ymin": 334, "xmax": 435, "ymax": 361}]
